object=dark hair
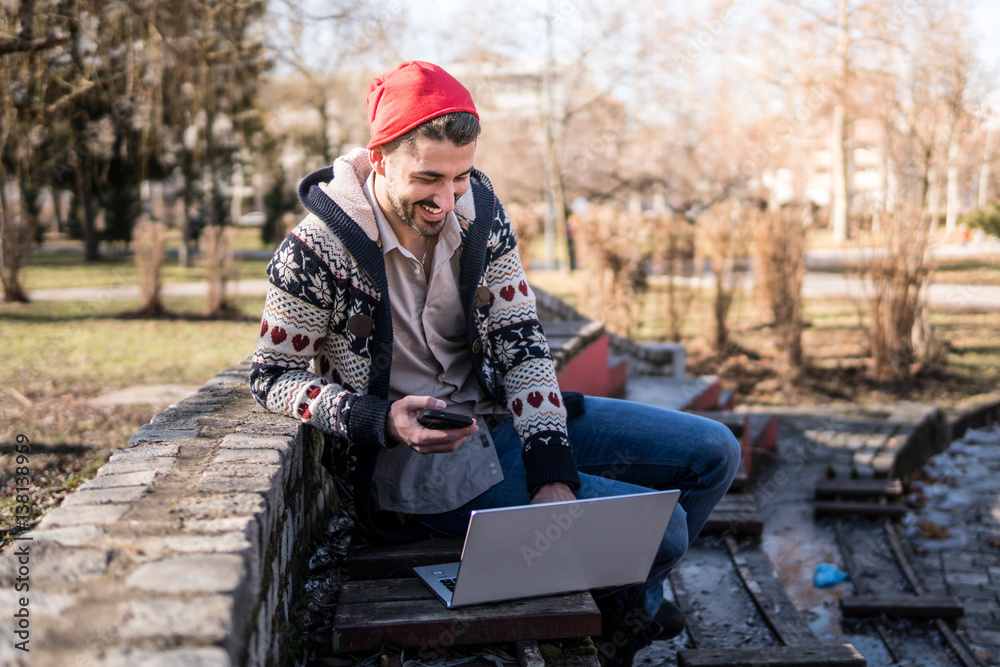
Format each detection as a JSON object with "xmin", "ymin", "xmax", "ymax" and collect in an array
[{"xmin": 381, "ymin": 111, "xmax": 481, "ymax": 155}]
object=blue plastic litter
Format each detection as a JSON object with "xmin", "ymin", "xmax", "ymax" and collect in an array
[{"xmin": 813, "ymin": 563, "xmax": 849, "ymax": 588}]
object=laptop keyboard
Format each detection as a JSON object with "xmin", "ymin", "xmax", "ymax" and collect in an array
[{"xmin": 439, "ymin": 577, "xmax": 457, "ymax": 592}]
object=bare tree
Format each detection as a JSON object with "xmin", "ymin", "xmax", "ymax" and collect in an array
[
  {"xmin": 754, "ymin": 205, "xmax": 807, "ymax": 372},
  {"xmin": 855, "ymin": 208, "xmax": 934, "ymax": 380},
  {"xmin": 699, "ymin": 201, "xmax": 753, "ymax": 354}
]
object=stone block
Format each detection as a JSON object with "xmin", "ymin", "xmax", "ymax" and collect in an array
[
  {"xmin": 214, "ymin": 448, "xmax": 282, "ymax": 465},
  {"xmin": 220, "ymin": 432, "xmax": 295, "ymax": 452},
  {"xmin": 120, "ymin": 595, "xmax": 234, "ymax": 641},
  {"xmin": 97, "ymin": 457, "xmax": 174, "ymax": 476},
  {"xmin": 852, "ymin": 448, "xmax": 878, "ymax": 466},
  {"xmin": 150, "ymin": 409, "xmax": 213, "ymax": 427},
  {"xmin": 79, "ymin": 470, "xmax": 159, "ymax": 491},
  {"xmin": 128, "ymin": 425, "xmax": 199, "ymax": 447},
  {"xmin": 198, "ymin": 476, "xmax": 275, "ymax": 494},
  {"xmin": 947, "ymin": 571, "xmax": 991, "ymax": 586},
  {"xmin": 60, "ymin": 487, "xmax": 146, "ymax": 507},
  {"xmin": 102, "ymin": 646, "xmax": 233, "ymax": 667},
  {"xmin": 164, "ymin": 533, "xmax": 252, "ymax": 554},
  {"xmin": 0, "ymin": 588, "xmax": 74, "ymax": 617},
  {"xmin": 111, "ymin": 444, "xmax": 179, "ymax": 459},
  {"xmin": 183, "ymin": 517, "xmax": 256, "ymax": 535},
  {"xmin": 202, "ymin": 462, "xmax": 281, "ymax": 480},
  {"xmin": 181, "ymin": 494, "xmax": 267, "ymax": 519},
  {"xmin": 0, "ymin": 546, "xmax": 110, "ymax": 584},
  {"xmin": 36, "ymin": 503, "xmax": 129, "ymax": 528},
  {"xmin": 126, "ymin": 554, "xmax": 246, "ymax": 594},
  {"xmin": 234, "ymin": 422, "xmax": 299, "ymax": 437},
  {"xmin": 871, "ymin": 452, "xmax": 896, "ymax": 475},
  {"xmin": 26, "ymin": 525, "xmax": 104, "ymax": 547}
]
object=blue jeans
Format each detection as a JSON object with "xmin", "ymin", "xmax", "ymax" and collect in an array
[{"xmin": 417, "ymin": 396, "xmax": 742, "ymax": 625}]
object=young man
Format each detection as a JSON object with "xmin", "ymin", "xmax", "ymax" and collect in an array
[{"xmin": 250, "ymin": 61, "xmax": 740, "ymax": 666}]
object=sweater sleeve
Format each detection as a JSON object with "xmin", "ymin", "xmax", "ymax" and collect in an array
[
  {"xmin": 484, "ymin": 201, "xmax": 580, "ymax": 494},
  {"xmin": 249, "ymin": 224, "xmax": 393, "ymax": 449}
]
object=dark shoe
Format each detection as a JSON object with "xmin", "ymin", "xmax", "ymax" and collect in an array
[
  {"xmin": 593, "ymin": 598, "xmax": 654, "ymax": 667},
  {"xmin": 647, "ymin": 599, "xmax": 686, "ymax": 640}
]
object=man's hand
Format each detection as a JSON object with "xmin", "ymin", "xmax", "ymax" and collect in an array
[
  {"xmin": 531, "ymin": 482, "xmax": 576, "ymax": 505},
  {"xmin": 386, "ymin": 396, "xmax": 478, "ymax": 455}
]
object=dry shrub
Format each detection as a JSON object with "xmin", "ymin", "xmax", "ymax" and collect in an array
[
  {"xmin": 855, "ymin": 208, "xmax": 934, "ymax": 381},
  {"xmin": 571, "ymin": 205, "xmax": 651, "ymax": 338},
  {"xmin": 753, "ymin": 205, "xmax": 807, "ymax": 372},
  {"xmin": 649, "ymin": 212, "xmax": 696, "ymax": 343},
  {"xmin": 202, "ymin": 224, "xmax": 238, "ymax": 316},
  {"xmin": 133, "ymin": 219, "xmax": 166, "ymax": 316},
  {"xmin": 699, "ymin": 201, "xmax": 753, "ymax": 353},
  {"xmin": 505, "ymin": 202, "xmax": 542, "ymax": 268}
]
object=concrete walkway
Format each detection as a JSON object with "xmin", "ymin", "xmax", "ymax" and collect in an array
[{"xmin": 10, "ymin": 274, "xmax": 1000, "ymax": 311}]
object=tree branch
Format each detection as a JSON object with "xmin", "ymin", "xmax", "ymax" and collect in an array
[{"xmin": 0, "ymin": 34, "xmax": 69, "ymax": 56}]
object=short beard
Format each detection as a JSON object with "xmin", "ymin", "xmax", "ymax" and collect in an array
[{"xmin": 385, "ymin": 188, "xmax": 443, "ymax": 238}]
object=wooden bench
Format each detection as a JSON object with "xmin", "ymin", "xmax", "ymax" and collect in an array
[{"xmin": 333, "ymin": 534, "xmax": 603, "ymax": 661}]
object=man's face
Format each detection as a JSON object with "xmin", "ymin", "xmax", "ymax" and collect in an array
[{"xmin": 371, "ymin": 135, "xmax": 476, "ymax": 238}]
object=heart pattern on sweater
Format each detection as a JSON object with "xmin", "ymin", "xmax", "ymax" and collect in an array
[
  {"xmin": 292, "ymin": 334, "xmax": 310, "ymax": 352},
  {"xmin": 270, "ymin": 326, "xmax": 287, "ymax": 345}
]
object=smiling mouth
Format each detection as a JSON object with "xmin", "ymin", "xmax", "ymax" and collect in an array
[{"xmin": 418, "ymin": 202, "xmax": 443, "ymax": 215}]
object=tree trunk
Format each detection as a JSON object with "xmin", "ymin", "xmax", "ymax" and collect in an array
[
  {"xmin": 542, "ymin": 10, "xmax": 570, "ymax": 272},
  {"xmin": 74, "ymin": 140, "xmax": 100, "ymax": 261},
  {"xmin": 979, "ymin": 125, "xmax": 995, "ymax": 210},
  {"xmin": 831, "ymin": 103, "xmax": 849, "ymax": 243},
  {"xmin": 0, "ymin": 175, "xmax": 30, "ymax": 303},
  {"xmin": 830, "ymin": 0, "xmax": 851, "ymax": 243},
  {"xmin": 944, "ymin": 131, "xmax": 960, "ymax": 239},
  {"xmin": 926, "ymin": 163, "xmax": 941, "ymax": 237},
  {"xmin": 52, "ymin": 188, "xmax": 65, "ymax": 233}
]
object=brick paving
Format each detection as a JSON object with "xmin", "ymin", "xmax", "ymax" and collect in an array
[{"xmin": 905, "ymin": 427, "xmax": 1000, "ymax": 665}]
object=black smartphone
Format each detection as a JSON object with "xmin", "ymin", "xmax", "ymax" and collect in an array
[{"xmin": 417, "ymin": 409, "xmax": 474, "ymax": 430}]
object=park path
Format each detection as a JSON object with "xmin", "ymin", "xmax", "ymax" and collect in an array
[
  {"xmin": 9, "ymin": 274, "xmax": 1000, "ymax": 311},
  {"xmin": 6, "ymin": 242, "xmax": 1000, "ymax": 310}
]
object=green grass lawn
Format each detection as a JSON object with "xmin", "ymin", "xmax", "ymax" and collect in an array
[
  {"xmin": 20, "ymin": 226, "xmax": 275, "ymax": 290},
  {"xmin": 1, "ymin": 295, "xmax": 264, "ymax": 399},
  {"xmin": 21, "ymin": 249, "xmax": 273, "ymax": 291}
]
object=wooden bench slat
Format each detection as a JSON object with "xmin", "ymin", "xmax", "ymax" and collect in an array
[
  {"xmin": 839, "ymin": 594, "xmax": 964, "ymax": 619},
  {"xmin": 345, "ymin": 537, "xmax": 463, "ymax": 580},
  {"xmin": 339, "ymin": 577, "xmax": 437, "ymax": 604},
  {"xmin": 702, "ymin": 511, "xmax": 764, "ymax": 536},
  {"xmin": 813, "ymin": 500, "xmax": 909, "ymax": 520},
  {"xmin": 815, "ymin": 479, "xmax": 903, "ymax": 500},
  {"xmin": 333, "ymin": 588, "xmax": 601, "ymax": 652},
  {"xmin": 678, "ymin": 644, "xmax": 866, "ymax": 667}
]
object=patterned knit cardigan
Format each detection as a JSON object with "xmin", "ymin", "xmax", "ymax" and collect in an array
[{"xmin": 249, "ymin": 149, "xmax": 579, "ymax": 540}]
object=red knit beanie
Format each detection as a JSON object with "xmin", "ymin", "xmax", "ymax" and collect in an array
[{"xmin": 366, "ymin": 61, "xmax": 479, "ymax": 149}]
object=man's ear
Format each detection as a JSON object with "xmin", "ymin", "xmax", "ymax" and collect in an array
[{"xmin": 369, "ymin": 148, "xmax": 387, "ymax": 176}]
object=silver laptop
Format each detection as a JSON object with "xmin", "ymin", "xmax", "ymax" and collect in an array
[{"xmin": 414, "ymin": 489, "xmax": 680, "ymax": 608}]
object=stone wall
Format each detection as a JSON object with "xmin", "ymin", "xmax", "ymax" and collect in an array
[{"xmin": 0, "ymin": 360, "xmax": 334, "ymax": 667}]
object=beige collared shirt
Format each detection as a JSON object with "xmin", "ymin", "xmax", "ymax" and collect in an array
[{"xmin": 363, "ymin": 172, "xmax": 504, "ymax": 514}]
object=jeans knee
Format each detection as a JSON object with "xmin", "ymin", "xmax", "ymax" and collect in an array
[{"xmin": 707, "ymin": 420, "xmax": 742, "ymax": 480}]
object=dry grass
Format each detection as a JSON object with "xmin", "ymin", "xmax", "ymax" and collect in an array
[
  {"xmin": 0, "ymin": 294, "xmax": 264, "ymax": 544},
  {"xmin": 530, "ymin": 268, "xmax": 1000, "ymax": 409}
]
